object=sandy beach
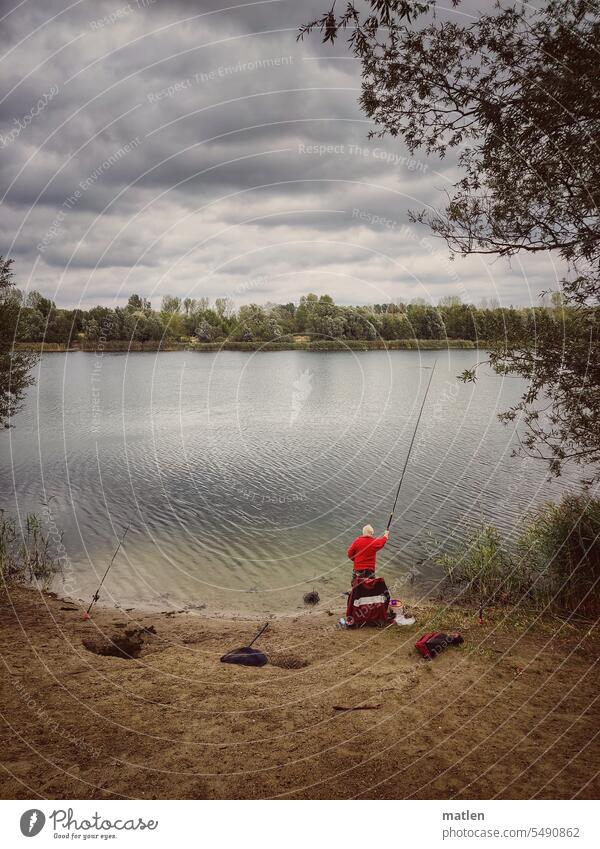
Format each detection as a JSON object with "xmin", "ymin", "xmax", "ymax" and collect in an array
[{"xmin": 1, "ymin": 586, "xmax": 598, "ymax": 800}]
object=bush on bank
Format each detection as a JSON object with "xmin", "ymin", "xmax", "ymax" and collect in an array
[
  {"xmin": 0, "ymin": 512, "xmax": 62, "ymax": 589},
  {"xmin": 439, "ymin": 495, "xmax": 600, "ymax": 618}
]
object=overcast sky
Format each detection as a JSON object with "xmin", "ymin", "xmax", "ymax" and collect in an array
[{"xmin": 1, "ymin": 0, "xmax": 561, "ymax": 309}]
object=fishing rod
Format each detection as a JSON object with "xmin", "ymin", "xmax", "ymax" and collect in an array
[
  {"xmin": 83, "ymin": 524, "xmax": 130, "ymax": 620},
  {"xmin": 386, "ymin": 361, "xmax": 437, "ymax": 531},
  {"xmin": 246, "ymin": 622, "xmax": 269, "ymax": 647}
]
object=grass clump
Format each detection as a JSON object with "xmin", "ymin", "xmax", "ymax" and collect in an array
[
  {"xmin": 517, "ymin": 494, "xmax": 600, "ymax": 618},
  {"xmin": 439, "ymin": 494, "xmax": 600, "ymax": 617},
  {"xmin": 438, "ymin": 524, "xmax": 534, "ymax": 604},
  {"xmin": 0, "ymin": 512, "xmax": 62, "ymax": 589}
]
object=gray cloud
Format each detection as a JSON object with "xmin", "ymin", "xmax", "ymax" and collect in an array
[{"xmin": 1, "ymin": 0, "xmax": 561, "ymax": 308}]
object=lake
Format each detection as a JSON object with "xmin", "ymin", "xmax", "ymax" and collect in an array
[{"xmin": 2, "ymin": 349, "xmax": 577, "ymax": 615}]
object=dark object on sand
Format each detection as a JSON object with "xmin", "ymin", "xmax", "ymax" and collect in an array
[
  {"xmin": 220, "ymin": 622, "xmax": 269, "ymax": 667},
  {"xmin": 333, "ymin": 704, "xmax": 381, "ymax": 712},
  {"xmin": 303, "ymin": 591, "xmax": 320, "ymax": 605},
  {"xmin": 415, "ymin": 631, "xmax": 464, "ymax": 660},
  {"xmin": 82, "ymin": 626, "xmax": 154, "ymax": 659},
  {"xmin": 221, "ymin": 646, "xmax": 268, "ymax": 667}
]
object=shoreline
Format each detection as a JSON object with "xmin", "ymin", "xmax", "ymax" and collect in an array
[
  {"xmin": 13, "ymin": 338, "xmax": 481, "ymax": 354},
  {"xmin": 1, "ymin": 585, "xmax": 598, "ymax": 800}
]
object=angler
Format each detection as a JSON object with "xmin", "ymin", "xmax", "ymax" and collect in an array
[
  {"xmin": 343, "ymin": 362, "xmax": 437, "ymax": 629},
  {"xmin": 347, "ymin": 524, "xmax": 389, "ymax": 580}
]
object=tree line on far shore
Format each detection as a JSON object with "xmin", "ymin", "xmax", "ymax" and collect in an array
[{"xmin": 4, "ymin": 287, "xmax": 579, "ymax": 346}]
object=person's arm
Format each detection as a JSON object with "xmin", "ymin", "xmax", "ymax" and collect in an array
[
  {"xmin": 373, "ymin": 531, "xmax": 389, "ymax": 550},
  {"xmin": 347, "ymin": 540, "xmax": 357, "ymax": 560}
]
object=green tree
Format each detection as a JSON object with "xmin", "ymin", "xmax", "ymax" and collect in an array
[
  {"xmin": 158, "ymin": 296, "xmax": 183, "ymax": 337},
  {"xmin": 0, "ymin": 258, "xmax": 37, "ymax": 426},
  {"xmin": 84, "ymin": 319, "xmax": 100, "ymax": 342},
  {"xmin": 127, "ymin": 294, "xmax": 143, "ymax": 311},
  {"xmin": 303, "ymin": 295, "xmax": 345, "ymax": 338},
  {"xmin": 294, "ymin": 293, "xmax": 319, "ymax": 332},
  {"xmin": 343, "ymin": 308, "xmax": 376, "ymax": 340},
  {"xmin": 183, "ymin": 297, "xmax": 196, "ymax": 316},
  {"xmin": 236, "ymin": 304, "xmax": 269, "ymax": 340},
  {"xmin": 423, "ymin": 307, "xmax": 445, "ymax": 340},
  {"xmin": 265, "ymin": 317, "xmax": 283, "ymax": 339},
  {"xmin": 19, "ymin": 310, "xmax": 46, "ymax": 342},
  {"xmin": 215, "ymin": 297, "xmax": 235, "ymax": 320},
  {"xmin": 24, "ymin": 290, "xmax": 54, "ymax": 316},
  {"xmin": 123, "ymin": 311, "xmax": 164, "ymax": 342},
  {"xmin": 380, "ymin": 312, "xmax": 410, "ymax": 340},
  {"xmin": 195, "ymin": 319, "xmax": 215, "ymax": 342},
  {"xmin": 161, "ymin": 295, "xmax": 181, "ymax": 315},
  {"xmin": 301, "ymin": 0, "xmax": 600, "ymax": 479}
]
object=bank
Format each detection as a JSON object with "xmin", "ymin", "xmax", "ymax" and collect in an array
[
  {"xmin": 1, "ymin": 585, "xmax": 598, "ymax": 800},
  {"xmin": 13, "ymin": 338, "xmax": 480, "ymax": 353}
]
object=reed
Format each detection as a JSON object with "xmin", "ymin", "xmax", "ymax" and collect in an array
[
  {"xmin": 517, "ymin": 494, "xmax": 600, "ymax": 618},
  {"xmin": 439, "ymin": 495, "xmax": 600, "ymax": 617},
  {"xmin": 0, "ymin": 512, "xmax": 62, "ymax": 589},
  {"xmin": 187, "ymin": 338, "xmax": 477, "ymax": 353}
]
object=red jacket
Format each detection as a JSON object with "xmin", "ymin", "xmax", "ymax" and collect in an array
[{"xmin": 347, "ymin": 534, "xmax": 387, "ymax": 571}]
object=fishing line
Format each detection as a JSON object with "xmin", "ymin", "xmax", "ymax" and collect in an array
[{"xmin": 386, "ymin": 361, "xmax": 437, "ymax": 530}]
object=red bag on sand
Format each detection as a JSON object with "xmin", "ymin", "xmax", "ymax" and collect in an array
[
  {"xmin": 346, "ymin": 576, "xmax": 392, "ymax": 627},
  {"xmin": 415, "ymin": 631, "xmax": 463, "ymax": 660}
]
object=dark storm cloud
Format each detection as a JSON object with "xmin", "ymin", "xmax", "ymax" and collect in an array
[{"xmin": 0, "ymin": 0, "xmax": 559, "ymax": 307}]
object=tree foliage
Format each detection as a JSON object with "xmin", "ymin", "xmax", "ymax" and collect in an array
[
  {"xmin": 0, "ymin": 258, "xmax": 37, "ymax": 427},
  {"xmin": 15, "ymin": 287, "xmax": 592, "ymax": 348},
  {"xmin": 300, "ymin": 0, "xmax": 600, "ymax": 480}
]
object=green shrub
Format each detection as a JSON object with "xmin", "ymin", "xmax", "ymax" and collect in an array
[
  {"xmin": 439, "ymin": 495, "xmax": 600, "ymax": 617},
  {"xmin": 438, "ymin": 524, "xmax": 533, "ymax": 603},
  {"xmin": 0, "ymin": 512, "xmax": 62, "ymax": 589},
  {"xmin": 517, "ymin": 495, "xmax": 600, "ymax": 618}
]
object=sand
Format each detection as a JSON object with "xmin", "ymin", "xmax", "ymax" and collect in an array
[{"xmin": 1, "ymin": 586, "xmax": 598, "ymax": 800}]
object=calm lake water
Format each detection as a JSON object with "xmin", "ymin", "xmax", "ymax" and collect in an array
[{"xmin": 3, "ymin": 350, "xmax": 577, "ymax": 615}]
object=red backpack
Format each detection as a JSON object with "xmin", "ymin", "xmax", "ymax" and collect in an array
[
  {"xmin": 415, "ymin": 631, "xmax": 463, "ymax": 660},
  {"xmin": 346, "ymin": 575, "xmax": 392, "ymax": 627}
]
